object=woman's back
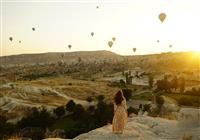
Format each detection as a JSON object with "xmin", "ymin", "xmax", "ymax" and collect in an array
[{"xmin": 112, "ymin": 91, "xmax": 128, "ymax": 134}]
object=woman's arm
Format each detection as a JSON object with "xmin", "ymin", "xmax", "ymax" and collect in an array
[
  {"xmin": 114, "ymin": 103, "xmax": 117, "ymax": 112},
  {"xmin": 122, "ymin": 98, "xmax": 127, "ymax": 110}
]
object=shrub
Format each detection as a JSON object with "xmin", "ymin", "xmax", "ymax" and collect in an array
[
  {"xmin": 156, "ymin": 95, "xmax": 164, "ymax": 109},
  {"xmin": 0, "ymin": 115, "xmax": 17, "ymax": 140},
  {"xmin": 178, "ymin": 97, "xmax": 193, "ymax": 106},
  {"xmin": 94, "ymin": 102, "xmax": 113, "ymax": 126},
  {"xmin": 127, "ymin": 107, "xmax": 139, "ymax": 116},
  {"xmin": 17, "ymin": 107, "xmax": 54, "ymax": 129},
  {"xmin": 86, "ymin": 96, "xmax": 93, "ymax": 103},
  {"xmin": 96, "ymin": 95, "xmax": 105, "ymax": 102},
  {"xmin": 72, "ymin": 104, "xmax": 85, "ymax": 120},
  {"xmin": 66, "ymin": 100, "xmax": 76, "ymax": 112},
  {"xmin": 143, "ymin": 104, "xmax": 151, "ymax": 112},
  {"xmin": 148, "ymin": 75, "xmax": 154, "ymax": 88},
  {"xmin": 87, "ymin": 105, "xmax": 95, "ymax": 113},
  {"xmin": 119, "ymin": 79, "xmax": 126, "ymax": 86},
  {"xmin": 20, "ymin": 127, "xmax": 45, "ymax": 140},
  {"xmin": 68, "ymin": 83, "xmax": 72, "ymax": 86},
  {"xmin": 122, "ymin": 88, "xmax": 132, "ymax": 101},
  {"xmin": 54, "ymin": 106, "xmax": 66, "ymax": 117},
  {"xmin": 149, "ymin": 107, "xmax": 160, "ymax": 117}
]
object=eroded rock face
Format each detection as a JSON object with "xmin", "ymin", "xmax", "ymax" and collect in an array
[
  {"xmin": 0, "ymin": 84, "xmax": 88, "ymax": 122},
  {"xmin": 44, "ymin": 116, "xmax": 200, "ymax": 140},
  {"xmin": 74, "ymin": 117, "xmax": 200, "ymax": 140},
  {"xmin": 162, "ymin": 96, "xmax": 180, "ymax": 112},
  {"xmin": 45, "ymin": 129, "xmax": 66, "ymax": 138},
  {"xmin": 178, "ymin": 108, "xmax": 200, "ymax": 128}
]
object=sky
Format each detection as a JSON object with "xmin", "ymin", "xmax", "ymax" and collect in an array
[{"xmin": 1, "ymin": 0, "xmax": 200, "ymax": 56}]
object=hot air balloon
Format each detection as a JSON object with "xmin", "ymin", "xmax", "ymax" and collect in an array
[
  {"xmin": 108, "ymin": 41, "xmax": 113, "ymax": 48},
  {"xmin": 133, "ymin": 48, "xmax": 137, "ymax": 53},
  {"xmin": 159, "ymin": 13, "xmax": 166, "ymax": 23},
  {"xmin": 91, "ymin": 32, "xmax": 94, "ymax": 36},
  {"xmin": 32, "ymin": 27, "xmax": 35, "ymax": 31},
  {"xmin": 9, "ymin": 37, "xmax": 13, "ymax": 42},
  {"xmin": 112, "ymin": 37, "xmax": 116, "ymax": 42},
  {"xmin": 68, "ymin": 44, "xmax": 72, "ymax": 49}
]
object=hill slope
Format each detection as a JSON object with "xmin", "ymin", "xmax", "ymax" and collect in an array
[
  {"xmin": 0, "ymin": 50, "xmax": 123, "ymax": 65},
  {"xmin": 1, "ymin": 51, "xmax": 199, "ymax": 73}
]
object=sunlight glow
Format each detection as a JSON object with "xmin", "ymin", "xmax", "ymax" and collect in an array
[{"xmin": 1, "ymin": 0, "xmax": 200, "ymax": 56}]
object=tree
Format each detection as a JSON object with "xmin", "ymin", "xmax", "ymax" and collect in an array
[
  {"xmin": 143, "ymin": 104, "xmax": 151, "ymax": 112},
  {"xmin": 72, "ymin": 104, "xmax": 85, "ymax": 120},
  {"xmin": 171, "ymin": 75, "xmax": 178, "ymax": 91},
  {"xmin": 87, "ymin": 105, "xmax": 95, "ymax": 113},
  {"xmin": 0, "ymin": 115, "xmax": 17, "ymax": 139},
  {"xmin": 66, "ymin": 100, "xmax": 76, "ymax": 112},
  {"xmin": 78, "ymin": 57, "xmax": 82, "ymax": 63},
  {"xmin": 148, "ymin": 75, "xmax": 154, "ymax": 89},
  {"xmin": 179, "ymin": 77, "xmax": 185, "ymax": 93},
  {"xmin": 86, "ymin": 96, "xmax": 93, "ymax": 103},
  {"xmin": 156, "ymin": 96, "xmax": 164, "ymax": 109},
  {"xmin": 156, "ymin": 78, "xmax": 171, "ymax": 92},
  {"xmin": 17, "ymin": 107, "xmax": 54, "ymax": 129},
  {"xmin": 96, "ymin": 95, "xmax": 105, "ymax": 102},
  {"xmin": 127, "ymin": 107, "xmax": 139, "ymax": 116},
  {"xmin": 119, "ymin": 79, "xmax": 126, "ymax": 86},
  {"xmin": 122, "ymin": 88, "xmax": 132, "ymax": 101},
  {"xmin": 53, "ymin": 106, "xmax": 65, "ymax": 117},
  {"xmin": 94, "ymin": 101, "xmax": 113, "ymax": 126},
  {"xmin": 125, "ymin": 72, "xmax": 133, "ymax": 85}
]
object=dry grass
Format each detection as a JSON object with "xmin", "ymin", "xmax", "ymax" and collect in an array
[{"xmin": 181, "ymin": 133, "xmax": 193, "ymax": 140}]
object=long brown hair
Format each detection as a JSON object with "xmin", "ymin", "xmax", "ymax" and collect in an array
[{"xmin": 114, "ymin": 90, "xmax": 124, "ymax": 105}]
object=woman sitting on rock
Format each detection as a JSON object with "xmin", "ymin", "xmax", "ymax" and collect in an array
[{"xmin": 112, "ymin": 90, "xmax": 128, "ymax": 134}]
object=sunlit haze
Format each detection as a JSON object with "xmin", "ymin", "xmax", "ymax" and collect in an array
[{"xmin": 1, "ymin": 0, "xmax": 200, "ymax": 56}]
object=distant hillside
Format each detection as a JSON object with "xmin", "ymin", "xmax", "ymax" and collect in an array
[
  {"xmin": 0, "ymin": 50, "xmax": 123, "ymax": 66},
  {"xmin": 127, "ymin": 52, "xmax": 200, "ymax": 72},
  {"xmin": 0, "ymin": 51, "xmax": 199, "ymax": 72}
]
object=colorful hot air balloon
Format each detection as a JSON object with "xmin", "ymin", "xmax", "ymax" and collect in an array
[
  {"xmin": 108, "ymin": 41, "xmax": 113, "ymax": 48},
  {"xmin": 159, "ymin": 13, "xmax": 166, "ymax": 23},
  {"xmin": 133, "ymin": 48, "xmax": 137, "ymax": 53},
  {"xmin": 32, "ymin": 27, "xmax": 35, "ymax": 31},
  {"xmin": 112, "ymin": 37, "xmax": 116, "ymax": 42},
  {"xmin": 9, "ymin": 37, "xmax": 13, "ymax": 42},
  {"xmin": 91, "ymin": 32, "xmax": 94, "ymax": 36},
  {"xmin": 68, "ymin": 44, "xmax": 72, "ymax": 49}
]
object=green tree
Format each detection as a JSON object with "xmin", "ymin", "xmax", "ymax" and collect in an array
[
  {"xmin": 156, "ymin": 96, "xmax": 164, "ymax": 109},
  {"xmin": 171, "ymin": 75, "xmax": 178, "ymax": 91},
  {"xmin": 148, "ymin": 75, "xmax": 154, "ymax": 89},
  {"xmin": 66, "ymin": 100, "xmax": 76, "ymax": 112},
  {"xmin": 18, "ymin": 107, "xmax": 54, "ymax": 129},
  {"xmin": 96, "ymin": 95, "xmax": 105, "ymax": 102},
  {"xmin": 127, "ymin": 107, "xmax": 139, "ymax": 116},
  {"xmin": 122, "ymin": 88, "xmax": 132, "ymax": 101},
  {"xmin": 0, "ymin": 115, "xmax": 17, "ymax": 140},
  {"xmin": 53, "ymin": 106, "xmax": 65, "ymax": 117},
  {"xmin": 179, "ymin": 77, "xmax": 185, "ymax": 93},
  {"xmin": 72, "ymin": 104, "xmax": 85, "ymax": 120},
  {"xmin": 86, "ymin": 96, "xmax": 93, "ymax": 103}
]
